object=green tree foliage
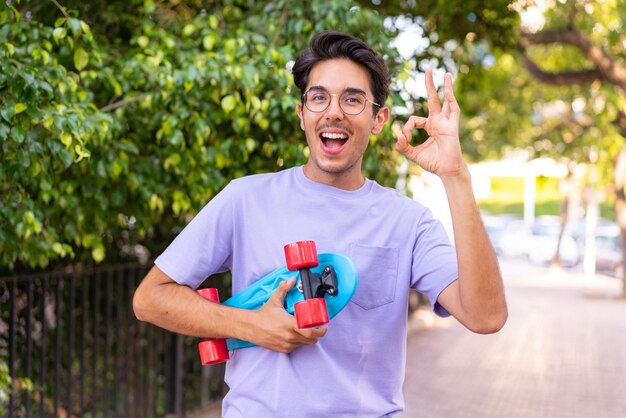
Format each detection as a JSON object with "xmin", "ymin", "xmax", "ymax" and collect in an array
[
  {"xmin": 1, "ymin": 0, "xmax": 405, "ymax": 272},
  {"xmin": 365, "ymin": 0, "xmax": 625, "ymax": 168},
  {"xmin": 369, "ymin": 0, "xmax": 626, "ymax": 282}
]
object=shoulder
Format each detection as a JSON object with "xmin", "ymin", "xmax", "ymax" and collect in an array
[
  {"xmin": 367, "ymin": 180, "xmax": 441, "ymax": 236},
  {"xmin": 227, "ymin": 168, "xmax": 295, "ymax": 194},
  {"xmin": 369, "ymin": 180, "xmax": 428, "ymax": 213}
]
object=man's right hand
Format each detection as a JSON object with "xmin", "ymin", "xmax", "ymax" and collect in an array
[
  {"xmin": 249, "ymin": 277, "xmax": 328, "ymax": 353},
  {"xmin": 134, "ymin": 266, "xmax": 327, "ymax": 354}
]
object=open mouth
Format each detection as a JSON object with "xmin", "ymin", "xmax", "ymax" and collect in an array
[{"xmin": 319, "ymin": 131, "xmax": 349, "ymax": 154}]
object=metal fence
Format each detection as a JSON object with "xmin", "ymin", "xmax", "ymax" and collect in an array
[{"xmin": 0, "ymin": 263, "xmax": 227, "ymax": 417}]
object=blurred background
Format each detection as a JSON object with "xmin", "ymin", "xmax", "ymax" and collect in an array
[{"xmin": 2, "ymin": 0, "xmax": 626, "ymax": 416}]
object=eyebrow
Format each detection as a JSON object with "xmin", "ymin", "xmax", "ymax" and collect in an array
[{"xmin": 308, "ymin": 85, "xmax": 368, "ymax": 95}]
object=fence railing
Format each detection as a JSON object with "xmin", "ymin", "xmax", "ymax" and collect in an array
[{"xmin": 0, "ymin": 263, "xmax": 227, "ymax": 418}]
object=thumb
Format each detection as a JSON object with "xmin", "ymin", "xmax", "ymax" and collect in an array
[{"xmin": 268, "ymin": 277, "xmax": 296, "ymax": 306}]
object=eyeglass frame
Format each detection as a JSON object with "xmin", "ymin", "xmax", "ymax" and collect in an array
[{"xmin": 301, "ymin": 86, "xmax": 382, "ymax": 116}]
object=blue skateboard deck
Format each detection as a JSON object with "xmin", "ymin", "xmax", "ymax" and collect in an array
[{"xmin": 223, "ymin": 252, "xmax": 358, "ymax": 350}]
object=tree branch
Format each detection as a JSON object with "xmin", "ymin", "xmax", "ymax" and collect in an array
[
  {"xmin": 520, "ymin": 53, "xmax": 602, "ymax": 86},
  {"xmin": 50, "ymin": 0, "xmax": 71, "ymax": 19},
  {"xmin": 615, "ymin": 110, "xmax": 626, "ymax": 139},
  {"xmin": 521, "ymin": 27, "xmax": 626, "ymax": 90},
  {"xmin": 99, "ymin": 94, "xmax": 150, "ymax": 113}
]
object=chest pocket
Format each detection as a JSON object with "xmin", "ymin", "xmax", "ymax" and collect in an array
[{"xmin": 348, "ymin": 243, "xmax": 399, "ymax": 310}]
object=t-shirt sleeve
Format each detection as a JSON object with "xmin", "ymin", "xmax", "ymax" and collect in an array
[
  {"xmin": 154, "ymin": 183, "xmax": 235, "ymax": 289},
  {"xmin": 410, "ymin": 209, "xmax": 459, "ymax": 317}
]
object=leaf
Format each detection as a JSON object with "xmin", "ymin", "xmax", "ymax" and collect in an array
[
  {"xmin": 209, "ymin": 15, "xmax": 219, "ymax": 30},
  {"xmin": 74, "ymin": 144, "xmax": 91, "ymax": 162},
  {"xmin": 167, "ymin": 130, "xmax": 184, "ymax": 146},
  {"xmin": 53, "ymin": 27, "xmax": 66, "ymax": 43},
  {"xmin": 14, "ymin": 103, "xmax": 27, "ymax": 115},
  {"xmin": 58, "ymin": 150, "xmax": 73, "ymax": 168},
  {"xmin": 0, "ymin": 105, "xmax": 14, "ymax": 122},
  {"xmin": 164, "ymin": 153, "xmax": 181, "ymax": 170},
  {"xmin": 182, "ymin": 24, "xmax": 196, "ymax": 37},
  {"xmin": 73, "ymin": 48, "xmax": 89, "ymax": 70},
  {"xmin": 203, "ymin": 35, "xmax": 216, "ymax": 51},
  {"xmin": 137, "ymin": 36, "xmax": 149, "ymax": 48},
  {"xmin": 80, "ymin": 21, "xmax": 93, "ymax": 40},
  {"xmin": 68, "ymin": 18, "xmax": 82, "ymax": 36},
  {"xmin": 19, "ymin": 149, "xmax": 31, "ymax": 167},
  {"xmin": 42, "ymin": 117, "xmax": 54, "ymax": 129},
  {"xmin": 0, "ymin": 123, "xmax": 9, "ymax": 139},
  {"xmin": 216, "ymin": 152, "xmax": 229, "ymax": 169},
  {"xmin": 52, "ymin": 243, "xmax": 66, "ymax": 256},
  {"xmin": 245, "ymin": 138, "xmax": 257, "ymax": 152},
  {"xmin": 11, "ymin": 126, "xmax": 25, "ymax": 143},
  {"xmin": 60, "ymin": 132, "xmax": 72, "ymax": 148},
  {"xmin": 149, "ymin": 194, "xmax": 164, "ymax": 213},
  {"xmin": 4, "ymin": 42, "xmax": 14, "ymax": 56},
  {"xmin": 221, "ymin": 95, "xmax": 237, "ymax": 114},
  {"xmin": 91, "ymin": 241, "xmax": 105, "ymax": 263},
  {"xmin": 250, "ymin": 96, "xmax": 262, "ymax": 110},
  {"xmin": 117, "ymin": 141, "xmax": 139, "ymax": 154}
]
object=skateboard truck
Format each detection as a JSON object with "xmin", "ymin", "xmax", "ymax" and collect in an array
[
  {"xmin": 284, "ymin": 241, "xmax": 331, "ymax": 328},
  {"xmin": 297, "ymin": 266, "xmax": 338, "ymax": 298}
]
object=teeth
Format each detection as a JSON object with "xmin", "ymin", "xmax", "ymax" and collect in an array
[{"xmin": 321, "ymin": 133, "xmax": 348, "ymax": 139}]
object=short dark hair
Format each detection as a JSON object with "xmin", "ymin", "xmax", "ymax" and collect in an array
[{"xmin": 292, "ymin": 31, "xmax": 390, "ymax": 115}]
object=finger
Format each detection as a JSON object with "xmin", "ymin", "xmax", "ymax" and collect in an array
[
  {"xmin": 442, "ymin": 99, "xmax": 450, "ymax": 118},
  {"xmin": 444, "ymin": 72, "xmax": 460, "ymax": 122},
  {"xmin": 395, "ymin": 116, "xmax": 427, "ymax": 155},
  {"xmin": 269, "ymin": 277, "xmax": 296, "ymax": 306},
  {"xmin": 305, "ymin": 325, "xmax": 328, "ymax": 337},
  {"xmin": 401, "ymin": 116, "xmax": 427, "ymax": 142},
  {"xmin": 295, "ymin": 325, "xmax": 328, "ymax": 343},
  {"xmin": 425, "ymin": 68, "xmax": 441, "ymax": 115}
]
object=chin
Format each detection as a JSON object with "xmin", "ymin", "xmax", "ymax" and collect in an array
[{"xmin": 314, "ymin": 158, "xmax": 355, "ymax": 175}]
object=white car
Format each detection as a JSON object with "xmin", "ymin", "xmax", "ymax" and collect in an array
[
  {"xmin": 525, "ymin": 219, "xmax": 580, "ymax": 267},
  {"xmin": 499, "ymin": 216, "xmax": 580, "ymax": 267}
]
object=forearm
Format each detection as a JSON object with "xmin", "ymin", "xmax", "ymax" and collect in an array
[
  {"xmin": 133, "ymin": 266, "xmax": 257, "ymax": 341},
  {"xmin": 133, "ymin": 267, "xmax": 326, "ymax": 352},
  {"xmin": 441, "ymin": 165, "xmax": 508, "ymax": 331}
]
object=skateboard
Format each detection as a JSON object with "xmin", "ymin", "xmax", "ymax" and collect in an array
[{"xmin": 196, "ymin": 240, "xmax": 358, "ymax": 365}]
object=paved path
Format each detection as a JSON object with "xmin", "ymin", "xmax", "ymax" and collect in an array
[{"xmin": 402, "ymin": 259, "xmax": 626, "ymax": 418}]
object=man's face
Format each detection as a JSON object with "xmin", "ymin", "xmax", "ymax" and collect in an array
[{"xmin": 297, "ymin": 58, "xmax": 388, "ymax": 189}]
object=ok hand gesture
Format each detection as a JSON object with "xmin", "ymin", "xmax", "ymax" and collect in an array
[{"xmin": 394, "ymin": 69, "xmax": 464, "ymax": 178}]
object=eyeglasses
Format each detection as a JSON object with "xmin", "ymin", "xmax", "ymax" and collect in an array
[{"xmin": 302, "ymin": 88, "xmax": 381, "ymax": 116}]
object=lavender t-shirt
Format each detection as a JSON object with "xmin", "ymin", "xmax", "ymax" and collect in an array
[{"xmin": 155, "ymin": 166, "xmax": 458, "ymax": 417}]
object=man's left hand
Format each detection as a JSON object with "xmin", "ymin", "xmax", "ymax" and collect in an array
[{"xmin": 394, "ymin": 69, "xmax": 464, "ymax": 178}]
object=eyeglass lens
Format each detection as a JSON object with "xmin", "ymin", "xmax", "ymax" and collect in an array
[{"xmin": 304, "ymin": 89, "xmax": 368, "ymax": 115}]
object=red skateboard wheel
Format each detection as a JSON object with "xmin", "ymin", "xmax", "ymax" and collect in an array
[
  {"xmin": 196, "ymin": 288, "xmax": 230, "ymax": 364},
  {"xmin": 198, "ymin": 339, "xmax": 229, "ymax": 365},
  {"xmin": 284, "ymin": 241, "xmax": 318, "ymax": 270},
  {"xmin": 196, "ymin": 288, "xmax": 219, "ymax": 302},
  {"xmin": 294, "ymin": 297, "xmax": 329, "ymax": 328}
]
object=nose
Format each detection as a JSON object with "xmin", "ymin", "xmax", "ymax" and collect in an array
[{"xmin": 325, "ymin": 94, "xmax": 344, "ymax": 120}]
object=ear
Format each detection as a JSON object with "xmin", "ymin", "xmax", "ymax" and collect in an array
[
  {"xmin": 296, "ymin": 103, "xmax": 305, "ymax": 131},
  {"xmin": 371, "ymin": 106, "xmax": 389, "ymax": 135}
]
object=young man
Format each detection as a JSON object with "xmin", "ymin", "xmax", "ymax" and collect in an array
[{"xmin": 133, "ymin": 31, "xmax": 507, "ymax": 417}]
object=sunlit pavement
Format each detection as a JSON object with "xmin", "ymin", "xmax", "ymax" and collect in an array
[{"xmin": 402, "ymin": 258, "xmax": 626, "ymax": 418}]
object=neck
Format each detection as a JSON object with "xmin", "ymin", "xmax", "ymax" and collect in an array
[{"xmin": 302, "ymin": 162, "xmax": 365, "ymax": 191}]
